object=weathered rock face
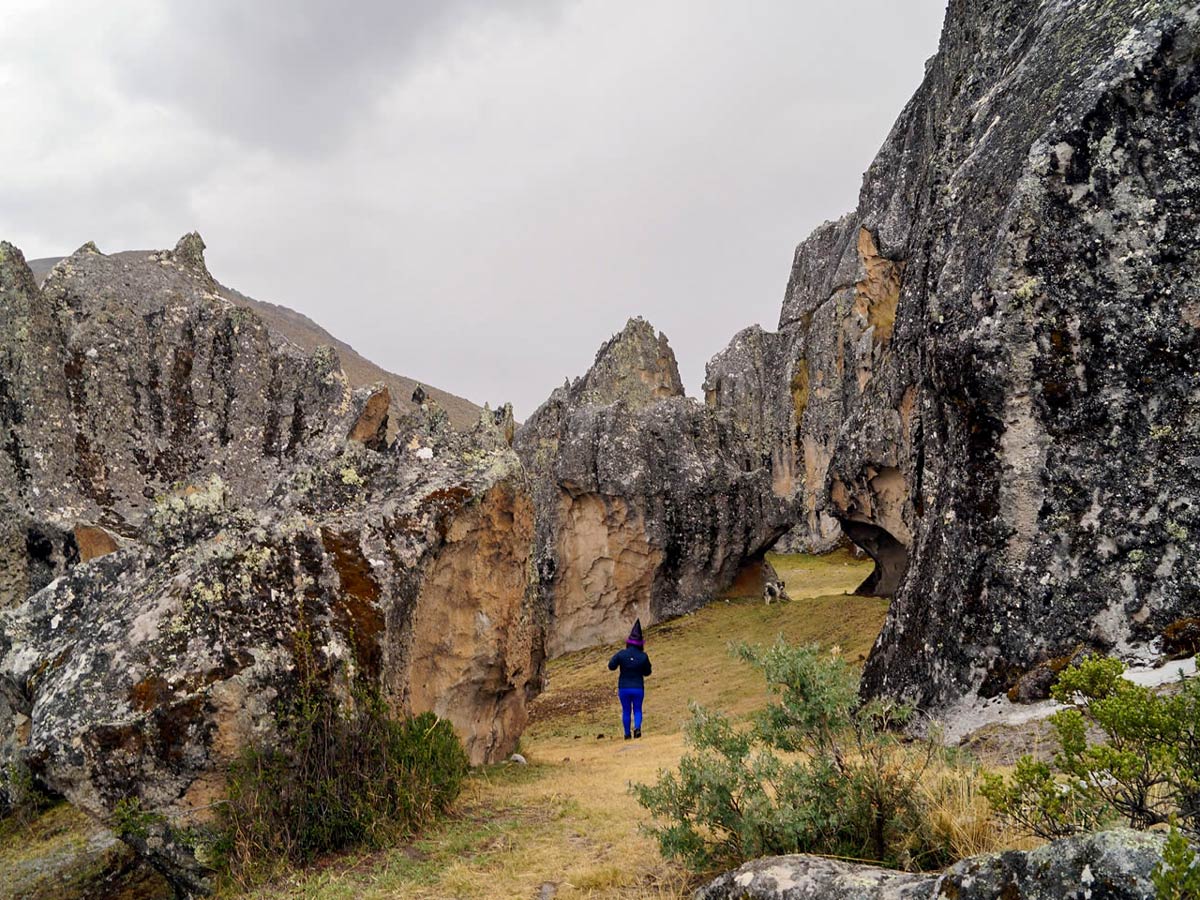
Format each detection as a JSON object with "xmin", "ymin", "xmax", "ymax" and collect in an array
[
  {"xmin": 516, "ymin": 318, "xmax": 790, "ymax": 655},
  {"xmin": 25, "ymin": 251, "xmax": 487, "ymax": 434},
  {"xmin": 0, "ymin": 235, "xmax": 354, "ymax": 609},
  {"xmin": 789, "ymin": 0, "xmax": 1200, "ymax": 711},
  {"xmin": 695, "ymin": 829, "xmax": 1167, "ymax": 900},
  {"xmin": 0, "ymin": 239, "xmax": 542, "ymax": 893}
]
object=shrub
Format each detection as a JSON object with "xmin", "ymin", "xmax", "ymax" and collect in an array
[
  {"xmin": 111, "ymin": 796, "xmax": 164, "ymax": 842},
  {"xmin": 1154, "ymin": 822, "xmax": 1200, "ymax": 900},
  {"xmin": 978, "ymin": 756, "xmax": 1107, "ymax": 839},
  {"xmin": 216, "ymin": 689, "xmax": 468, "ymax": 886},
  {"xmin": 981, "ymin": 654, "xmax": 1200, "ymax": 839},
  {"xmin": 633, "ymin": 640, "xmax": 955, "ymax": 873}
]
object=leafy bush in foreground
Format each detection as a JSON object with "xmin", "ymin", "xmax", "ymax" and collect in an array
[
  {"xmin": 981, "ymin": 654, "xmax": 1200, "ymax": 839},
  {"xmin": 1154, "ymin": 822, "xmax": 1200, "ymax": 900},
  {"xmin": 216, "ymin": 690, "xmax": 468, "ymax": 886},
  {"xmin": 633, "ymin": 640, "xmax": 955, "ymax": 872}
]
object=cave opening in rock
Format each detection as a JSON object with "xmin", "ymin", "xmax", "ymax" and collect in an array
[
  {"xmin": 719, "ymin": 551, "xmax": 783, "ymax": 601},
  {"xmin": 835, "ymin": 518, "xmax": 908, "ymax": 597}
]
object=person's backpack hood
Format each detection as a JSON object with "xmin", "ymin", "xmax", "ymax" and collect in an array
[{"xmin": 626, "ymin": 618, "xmax": 644, "ymax": 648}]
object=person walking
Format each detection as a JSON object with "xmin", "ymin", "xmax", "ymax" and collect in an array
[{"xmin": 608, "ymin": 619, "xmax": 652, "ymax": 740}]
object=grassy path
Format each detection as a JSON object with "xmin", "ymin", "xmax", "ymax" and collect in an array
[{"xmin": 243, "ymin": 550, "xmax": 879, "ymax": 899}]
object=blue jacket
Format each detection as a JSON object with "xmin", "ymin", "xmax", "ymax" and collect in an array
[{"xmin": 608, "ymin": 646, "xmax": 652, "ymax": 690}]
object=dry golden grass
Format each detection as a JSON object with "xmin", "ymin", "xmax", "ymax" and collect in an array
[
  {"xmin": 917, "ymin": 763, "xmax": 1037, "ymax": 863},
  {"xmin": 235, "ymin": 550, "xmax": 882, "ymax": 900}
]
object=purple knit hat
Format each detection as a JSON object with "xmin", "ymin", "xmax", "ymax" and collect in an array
[{"xmin": 626, "ymin": 618, "xmax": 644, "ymax": 648}]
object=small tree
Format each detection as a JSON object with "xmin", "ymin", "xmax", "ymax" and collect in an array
[{"xmin": 633, "ymin": 640, "xmax": 947, "ymax": 872}]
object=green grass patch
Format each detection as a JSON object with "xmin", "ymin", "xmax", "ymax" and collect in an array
[{"xmin": 530, "ymin": 549, "xmax": 881, "ymax": 739}]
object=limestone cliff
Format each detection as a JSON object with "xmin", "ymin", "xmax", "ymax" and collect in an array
[
  {"xmin": 739, "ymin": 0, "xmax": 1200, "ymax": 710},
  {"xmin": 784, "ymin": 0, "xmax": 1200, "ymax": 711}
]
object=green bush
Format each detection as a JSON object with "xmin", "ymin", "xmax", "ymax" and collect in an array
[
  {"xmin": 977, "ymin": 755, "xmax": 1106, "ymax": 839},
  {"xmin": 110, "ymin": 796, "xmax": 164, "ymax": 842},
  {"xmin": 1154, "ymin": 821, "xmax": 1200, "ymax": 900},
  {"xmin": 981, "ymin": 654, "xmax": 1200, "ymax": 839},
  {"xmin": 632, "ymin": 640, "xmax": 952, "ymax": 873},
  {"xmin": 216, "ymin": 690, "xmax": 468, "ymax": 886}
]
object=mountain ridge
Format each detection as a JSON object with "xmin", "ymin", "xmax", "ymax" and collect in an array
[{"xmin": 26, "ymin": 252, "xmax": 485, "ymax": 431}]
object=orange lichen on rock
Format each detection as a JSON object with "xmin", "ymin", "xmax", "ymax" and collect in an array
[{"xmin": 74, "ymin": 523, "xmax": 119, "ymax": 561}]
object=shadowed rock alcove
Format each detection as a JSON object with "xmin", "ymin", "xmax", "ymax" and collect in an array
[{"xmin": 836, "ymin": 518, "xmax": 908, "ymax": 597}]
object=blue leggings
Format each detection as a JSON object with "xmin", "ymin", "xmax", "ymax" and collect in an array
[{"xmin": 618, "ymin": 687, "xmax": 644, "ymax": 736}]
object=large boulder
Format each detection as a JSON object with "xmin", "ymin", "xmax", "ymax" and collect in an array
[
  {"xmin": 0, "ymin": 239, "xmax": 544, "ymax": 893},
  {"xmin": 695, "ymin": 829, "xmax": 1168, "ymax": 900}
]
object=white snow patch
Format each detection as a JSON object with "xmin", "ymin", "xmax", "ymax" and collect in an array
[
  {"xmin": 945, "ymin": 656, "xmax": 1199, "ymax": 743},
  {"xmin": 1124, "ymin": 655, "xmax": 1197, "ymax": 688}
]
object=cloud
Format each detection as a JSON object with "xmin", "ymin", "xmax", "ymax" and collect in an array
[
  {"xmin": 0, "ymin": 0, "xmax": 948, "ymax": 418},
  {"xmin": 111, "ymin": 0, "xmax": 570, "ymax": 156}
]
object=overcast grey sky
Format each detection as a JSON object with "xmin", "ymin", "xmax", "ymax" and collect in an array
[{"xmin": 0, "ymin": 0, "xmax": 947, "ymax": 418}]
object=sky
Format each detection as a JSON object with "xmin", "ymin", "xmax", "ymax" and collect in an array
[{"xmin": 0, "ymin": 0, "xmax": 947, "ymax": 418}]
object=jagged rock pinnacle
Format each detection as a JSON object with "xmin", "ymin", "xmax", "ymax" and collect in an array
[{"xmin": 172, "ymin": 231, "xmax": 208, "ymax": 274}]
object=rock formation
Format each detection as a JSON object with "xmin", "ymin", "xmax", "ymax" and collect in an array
[
  {"xmin": 520, "ymin": 0, "xmax": 1200, "ymax": 725},
  {"xmin": 787, "ymin": 0, "xmax": 1200, "ymax": 712},
  {"xmin": 0, "ymin": 235, "xmax": 351, "ymax": 607},
  {"xmin": 695, "ymin": 829, "xmax": 1166, "ymax": 900},
  {"xmin": 24, "ymin": 249, "xmax": 485, "ymax": 434},
  {"xmin": 516, "ymin": 318, "xmax": 790, "ymax": 655},
  {"xmin": 0, "ymin": 238, "xmax": 542, "ymax": 893}
]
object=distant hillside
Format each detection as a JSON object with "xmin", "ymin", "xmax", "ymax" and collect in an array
[{"xmin": 27, "ymin": 252, "xmax": 484, "ymax": 431}]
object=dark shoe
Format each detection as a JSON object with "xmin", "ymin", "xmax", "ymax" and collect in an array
[
  {"xmin": 624, "ymin": 733, "xmax": 631, "ymax": 740},
  {"xmin": 634, "ymin": 728, "xmax": 641, "ymax": 739}
]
